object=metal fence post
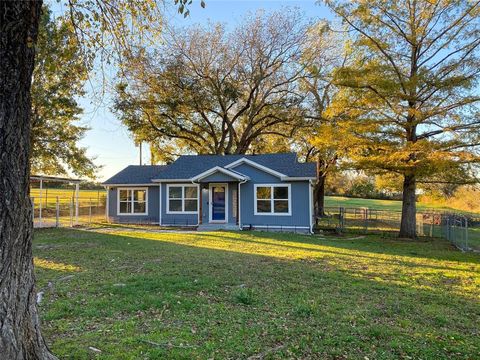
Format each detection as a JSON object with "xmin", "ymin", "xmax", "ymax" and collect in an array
[
  {"xmin": 70, "ymin": 197, "xmax": 74, "ymax": 227},
  {"xmin": 75, "ymin": 183, "xmax": 79, "ymax": 225},
  {"xmin": 445, "ymin": 217, "xmax": 449, "ymax": 240},
  {"xmin": 31, "ymin": 197, "xmax": 35, "ymax": 225},
  {"xmin": 339, "ymin": 207, "xmax": 345, "ymax": 232},
  {"xmin": 338, "ymin": 207, "xmax": 342, "ymax": 230},
  {"xmin": 364, "ymin": 208, "xmax": 368, "ymax": 234},
  {"xmin": 56, "ymin": 196, "xmax": 59, "ymax": 227},
  {"xmin": 89, "ymin": 199, "xmax": 92, "ymax": 225},
  {"xmin": 39, "ymin": 180, "xmax": 43, "ymax": 227},
  {"xmin": 465, "ymin": 217, "xmax": 469, "ymax": 250}
]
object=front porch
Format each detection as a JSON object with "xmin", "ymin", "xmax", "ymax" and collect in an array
[{"xmin": 197, "ymin": 181, "xmax": 241, "ymax": 230}]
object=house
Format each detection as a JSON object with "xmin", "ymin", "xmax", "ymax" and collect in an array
[{"xmin": 103, "ymin": 153, "xmax": 316, "ymax": 232}]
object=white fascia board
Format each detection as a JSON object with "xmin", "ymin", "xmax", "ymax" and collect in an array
[
  {"xmin": 280, "ymin": 176, "xmax": 317, "ymax": 181},
  {"xmin": 224, "ymin": 158, "xmax": 286, "ymax": 178},
  {"xmin": 151, "ymin": 178, "xmax": 192, "ymax": 183},
  {"xmin": 103, "ymin": 183, "xmax": 157, "ymax": 187},
  {"xmin": 191, "ymin": 166, "xmax": 249, "ymax": 182}
]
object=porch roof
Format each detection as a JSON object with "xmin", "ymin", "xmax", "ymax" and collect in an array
[{"xmin": 191, "ymin": 166, "xmax": 250, "ymax": 182}]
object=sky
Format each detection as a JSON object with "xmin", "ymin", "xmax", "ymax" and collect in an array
[{"xmin": 49, "ymin": 0, "xmax": 332, "ymax": 181}]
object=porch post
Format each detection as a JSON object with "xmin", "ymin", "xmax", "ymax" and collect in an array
[
  {"xmin": 238, "ymin": 181, "xmax": 244, "ymax": 230},
  {"xmin": 158, "ymin": 183, "xmax": 162, "ymax": 226},
  {"xmin": 236, "ymin": 182, "xmax": 239, "ymax": 225},
  {"xmin": 105, "ymin": 186, "xmax": 110, "ymax": 222},
  {"xmin": 199, "ymin": 183, "xmax": 202, "ymax": 224}
]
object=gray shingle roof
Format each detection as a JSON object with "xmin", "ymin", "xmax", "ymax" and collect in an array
[
  {"xmin": 154, "ymin": 153, "xmax": 315, "ymax": 180},
  {"xmin": 103, "ymin": 153, "xmax": 315, "ymax": 185},
  {"xmin": 103, "ymin": 165, "xmax": 167, "ymax": 185}
]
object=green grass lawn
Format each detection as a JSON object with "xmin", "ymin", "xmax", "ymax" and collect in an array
[
  {"xmin": 325, "ymin": 196, "xmax": 478, "ymax": 214},
  {"xmin": 34, "ymin": 228, "xmax": 479, "ymax": 359}
]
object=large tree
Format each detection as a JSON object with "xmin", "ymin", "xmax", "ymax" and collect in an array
[
  {"xmin": 31, "ymin": 7, "xmax": 96, "ymax": 178},
  {"xmin": 294, "ymin": 21, "xmax": 352, "ymax": 216},
  {"xmin": 0, "ymin": 1, "xmax": 54, "ymax": 358},
  {"xmin": 325, "ymin": 0, "xmax": 480, "ymax": 238},
  {"xmin": 113, "ymin": 10, "xmax": 308, "ymax": 159},
  {"xmin": 0, "ymin": 1, "xmax": 188, "ymax": 357}
]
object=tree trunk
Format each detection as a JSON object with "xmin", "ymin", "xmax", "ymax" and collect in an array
[
  {"xmin": 314, "ymin": 174, "xmax": 326, "ymax": 217},
  {"xmin": 399, "ymin": 173, "xmax": 417, "ymax": 239},
  {"xmin": 0, "ymin": 1, "xmax": 56, "ymax": 359}
]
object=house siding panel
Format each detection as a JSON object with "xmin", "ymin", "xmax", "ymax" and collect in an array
[
  {"xmin": 107, "ymin": 186, "xmax": 159, "ymax": 223},
  {"xmin": 234, "ymin": 164, "xmax": 311, "ymax": 229},
  {"xmin": 160, "ymin": 183, "xmax": 199, "ymax": 226},
  {"xmin": 240, "ymin": 181, "xmax": 311, "ymax": 228},
  {"xmin": 232, "ymin": 163, "xmax": 280, "ymax": 183}
]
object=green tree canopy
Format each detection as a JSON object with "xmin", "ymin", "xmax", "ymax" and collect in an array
[
  {"xmin": 113, "ymin": 10, "xmax": 309, "ymax": 161},
  {"xmin": 325, "ymin": 0, "xmax": 480, "ymax": 238},
  {"xmin": 293, "ymin": 21, "xmax": 352, "ymax": 215},
  {"xmin": 31, "ymin": 6, "xmax": 97, "ymax": 178}
]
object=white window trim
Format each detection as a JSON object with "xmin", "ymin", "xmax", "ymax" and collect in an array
[
  {"xmin": 117, "ymin": 187, "xmax": 148, "ymax": 216},
  {"xmin": 254, "ymin": 184, "xmax": 291, "ymax": 216},
  {"xmin": 166, "ymin": 183, "xmax": 199, "ymax": 214},
  {"xmin": 209, "ymin": 183, "xmax": 229, "ymax": 223}
]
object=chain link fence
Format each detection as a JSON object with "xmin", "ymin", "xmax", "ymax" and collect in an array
[
  {"xmin": 32, "ymin": 195, "xmax": 479, "ymax": 252},
  {"xmin": 32, "ymin": 196, "xmax": 106, "ymax": 228},
  {"xmin": 441, "ymin": 214, "xmax": 470, "ymax": 251},
  {"xmin": 316, "ymin": 207, "xmax": 479, "ymax": 252}
]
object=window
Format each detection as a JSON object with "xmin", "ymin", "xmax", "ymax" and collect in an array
[
  {"xmin": 254, "ymin": 184, "xmax": 290, "ymax": 215},
  {"xmin": 167, "ymin": 185, "xmax": 198, "ymax": 213},
  {"xmin": 118, "ymin": 188, "xmax": 147, "ymax": 215}
]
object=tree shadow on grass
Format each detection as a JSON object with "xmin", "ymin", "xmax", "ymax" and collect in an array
[
  {"xmin": 237, "ymin": 230, "xmax": 480, "ymax": 263},
  {"xmin": 33, "ymin": 228, "xmax": 480, "ymax": 359},
  {"xmin": 192, "ymin": 232, "xmax": 480, "ymax": 275},
  {"xmin": 34, "ymin": 228, "xmax": 480, "ymax": 299},
  {"xmin": 34, "ymin": 227, "xmax": 479, "ymax": 298}
]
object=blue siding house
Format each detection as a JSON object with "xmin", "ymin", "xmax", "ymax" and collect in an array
[{"xmin": 103, "ymin": 153, "xmax": 316, "ymax": 232}]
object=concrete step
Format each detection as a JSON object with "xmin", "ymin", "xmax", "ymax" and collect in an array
[{"xmin": 197, "ymin": 223, "xmax": 239, "ymax": 231}]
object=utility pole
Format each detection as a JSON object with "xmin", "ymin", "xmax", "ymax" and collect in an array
[{"xmin": 139, "ymin": 141, "xmax": 142, "ymax": 166}]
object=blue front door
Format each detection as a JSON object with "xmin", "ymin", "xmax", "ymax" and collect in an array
[{"xmin": 211, "ymin": 185, "xmax": 226, "ymax": 222}]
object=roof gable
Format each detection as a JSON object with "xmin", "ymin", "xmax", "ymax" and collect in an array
[
  {"xmin": 224, "ymin": 158, "xmax": 286, "ymax": 178},
  {"xmin": 191, "ymin": 166, "xmax": 249, "ymax": 182}
]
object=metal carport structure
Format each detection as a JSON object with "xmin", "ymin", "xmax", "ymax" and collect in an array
[{"xmin": 30, "ymin": 175, "xmax": 82, "ymax": 227}]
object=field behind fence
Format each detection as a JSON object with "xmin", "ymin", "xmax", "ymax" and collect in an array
[
  {"xmin": 31, "ymin": 191, "xmax": 106, "ymax": 228},
  {"xmin": 317, "ymin": 207, "xmax": 479, "ymax": 252},
  {"xmin": 30, "ymin": 188, "xmax": 105, "ymax": 204},
  {"xmin": 30, "ymin": 188, "xmax": 479, "ymax": 252}
]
